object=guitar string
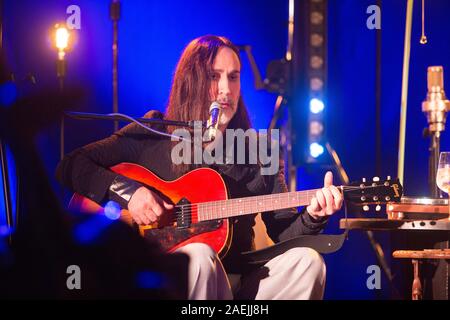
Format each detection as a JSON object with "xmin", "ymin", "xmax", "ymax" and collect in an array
[
  {"xmin": 171, "ymin": 185, "xmax": 396, "ymax": 218},
  {"xmin": 118, "ymin": 184, "xmax": 398, "ymax": 225},
  {"xmin": 174, "ymin": 192, "xmax": 320, "ymax": 215},
  {"xmin": 163, "ymin": 185, "xmax": 397, "ymax": 224},
  {"xmin": 174, "ymin": 184, "xmax": 397, "ymax": 209},
  {"xmin": 122, "ymin": 191, "xmax": 317, "ymax": 225}
]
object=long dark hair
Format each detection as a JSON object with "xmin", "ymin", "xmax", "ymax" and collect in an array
[{"xmin": 165, "ymin": 35, "xmax": 252, "ymax": 175}]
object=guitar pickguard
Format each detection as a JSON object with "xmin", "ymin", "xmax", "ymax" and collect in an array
[{"xmin": 143, "ymin": 220, "xmax": 224, "ymax": 252}]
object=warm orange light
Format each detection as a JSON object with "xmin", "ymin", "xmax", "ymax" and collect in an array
[
  {"xmin": 56, "ymin": 27, "xmax": 69, "ymax": 50},
  {"xmin": 53, "ymin": 24, "xmax": 70, "ymax": 59}
]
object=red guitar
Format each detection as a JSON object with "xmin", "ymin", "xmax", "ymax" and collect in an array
[{"xmin": 69, "ymin": 163, "xmax": 403, "ymax": 258}]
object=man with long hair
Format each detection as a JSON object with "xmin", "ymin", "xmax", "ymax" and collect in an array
[{"xmin": 56, "ymin": 35, "xmax": 343, "ymax": 299}]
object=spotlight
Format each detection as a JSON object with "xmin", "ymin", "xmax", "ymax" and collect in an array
[
  {"xmin": 310, "ymin": 56, "xmax": 324, "ymax": 69},
  {"xmin": 53, "ymin": 23, "xmax": 70, "ymax": 60},
  {"xmin": 310, "ymin": 142, "xmax": 324, "ymax": 158},
  {"xmin": 310, "ymin": 78, "xmax": 324, "ymax": 91},
  {"xmin": 309, "ymin": 121, "xmax": 324, "ymax": 136},
  {"xmin": 311, "ymin": 34, "xmax": 324, "ymax": 47},
  {"xmin": 310, "ymin": 98, "xmax": 324, "ymax": 114},
  {"xmin": 310, "ymin": 12, "xmax": 324, "ymax": 25}
]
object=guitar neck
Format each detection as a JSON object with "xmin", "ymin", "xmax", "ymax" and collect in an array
[{"xmin": 197, "ymin": 189, "xmax": 322, "ymax": 221}]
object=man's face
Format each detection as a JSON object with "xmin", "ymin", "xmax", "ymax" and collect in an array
[{"xmin": 210, "ymin": 47, "xmax": 240, "ymax": 127}]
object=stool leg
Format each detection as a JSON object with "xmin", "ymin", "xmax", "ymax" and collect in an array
[{"xmin": 412, "ymin": 259, "xmax": 422, "ymax": 300}]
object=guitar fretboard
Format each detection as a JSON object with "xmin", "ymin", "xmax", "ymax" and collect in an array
[{"xmin": 197, "ymin": 189, "xmax": 321, "ymax": 221}]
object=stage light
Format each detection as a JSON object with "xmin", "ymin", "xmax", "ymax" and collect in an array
[
  {"xmin": 104, "ymin": 201, "xmax": 121, "ymax": 220},
  {"xmin": 55, "ymin": 27, "xmax": 69, "ymax": 50},
  {"xmin": 311, "ymin": 34, "xmax": 324, "ymax": 47},
  {"xmin": 310, "ymin": 98, "xmax": 324, "ymax": 114},
  {"xmin": 309, "ymin": 121, "xmax": 324, "ymax": 136},
  {"xmin": 294, "ymin": 0, "xmax": 327, "ymax": 166},
  {"xmin": 54, "ymin": 24, "xmax": 70, "ymax": 60},
  {"xmin": 311, "ymin": 12, "xmax": 324, "ymax": 25},
  {"xmin": 310, "ymin": 142, "xmax": 324, "ymax": 158},
  {"xmin": 310, "ymin": 78, "xmax": 323, "ymax": 91},
  {"xmin": 310, "ymin": 56, "xmax": 324, "ymax": 69}
]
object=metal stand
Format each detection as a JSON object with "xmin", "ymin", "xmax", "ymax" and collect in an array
[
  {"xmin": 64, "ymin": 111, "xmax": 199, "ymax": 128},
  {"xmin": 57, "ymin": 59, "xmax": 66, "ymax": 161},
  {"xmin": 111, "ymin": 0, "xmax": 120, "ymax": 132},
  {"xmin": 422, "ymin": 66, "xmax": 450, "ymax": 197},
  {"xmin": 426, "ymin": 129, "xmax": 441, "ymax": 198},
  {"xmin": 0, "ymin": 139, "xmax": 13, "ymax": 243}
]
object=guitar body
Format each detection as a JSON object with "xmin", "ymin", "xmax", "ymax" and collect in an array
[{"xmin": 69, "ymin": 163, "xmax": 232, "ymax": 258}]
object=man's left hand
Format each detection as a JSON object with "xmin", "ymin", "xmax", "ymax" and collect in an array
[{"xmin": 306, "ymin": 171, "xmax": 343, "ymax": 220}]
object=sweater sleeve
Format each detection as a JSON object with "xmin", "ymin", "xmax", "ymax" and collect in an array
[{"xmin": 55, "ymin": 110, "xmax": 163, "ymax": 209}]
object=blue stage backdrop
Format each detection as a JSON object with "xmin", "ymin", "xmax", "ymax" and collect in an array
[{"xmin": 2, "ymin": 0, "xmax": 450, "ymax": 299}]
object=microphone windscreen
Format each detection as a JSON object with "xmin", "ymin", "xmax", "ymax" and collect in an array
[
  {"xmin": 209, "ymin": 101, "xmax": 221, "ymax": 113},
  {"xmin": 428, "ymin": 66, "xmax": 444, "ymax": 92}
]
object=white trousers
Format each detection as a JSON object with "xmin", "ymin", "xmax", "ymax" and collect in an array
[{"xmin": 175, "ymin": 242, "xmax": 326, "ymax": 300}]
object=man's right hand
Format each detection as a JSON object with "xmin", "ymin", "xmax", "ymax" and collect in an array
[{"xmin": 127, "ymin": 186, "xmax": 174, "ymax": 225}]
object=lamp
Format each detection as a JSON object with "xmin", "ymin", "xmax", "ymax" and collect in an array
[{"xmin": 52, "ymin": 23, "xmax": 71, "ymax": 90}]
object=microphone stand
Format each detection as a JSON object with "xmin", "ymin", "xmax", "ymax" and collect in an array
[
  {"xmin": 1, "ymin": 0, "xmax": 14, "ymax": 243},
  {"xmin": 422, "ymin": 66, "xmax": 450, "ymax": 198},
  {"xmin": 64, "ymin": 111, "xmax": 203, "ymax": 128},
  {"xmin": 0, "ymin": 139, "xmax": 13, "ymax": 243},
  {"xmin": 57, "ymin": 57, "xmax": 66, "ymax": 161},
  {"xmin": 421, "ymin": 66, "xmax": 450, "ymax": 300},
  {"xmin": 423, "ymin": 128, "xmax": 442, "ymax": 198},
  {"xmin": 110, "ymin": 0, "xmax": 120, "ymax": 132}
]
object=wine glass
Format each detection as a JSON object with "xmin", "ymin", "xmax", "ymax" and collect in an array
[{"xmin": 436, "ymin": 152, "xmax": 450, "ymax": 220}]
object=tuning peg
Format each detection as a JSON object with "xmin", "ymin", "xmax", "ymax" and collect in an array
[
  {"xmin": 373, "ymin": 176, "xmax": 380, "ymax": 182},
  {"xmin": 385, "ymin": 196, "xmax": 391, "ymax": 201},
  {"xmin": 375, "ymin": 205, "xmax": 381, "ymax": 211},
  {"xmin": 373, "ymin": 196, "xmax": 379, "ymax": 201},
  {"xmin": 362, "ymin": 178, "xmax": 367, "ymax": 183},
  {"xmin": 360, "ymin": 196, "xmax": 366, "ymax": 202},
  {"xmin": 363, "ymin": 205, "xmax": 370, "ymax": 211},
  {"xmin": 387, "ymin": 176, "xmax": 391, "ymax": 180}
]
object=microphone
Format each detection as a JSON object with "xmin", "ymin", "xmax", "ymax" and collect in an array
[
  {"xmin": 205, "ymin": 101, "xmax": 222, "ymax": 141},
  {"xmin": 422, "ymin": 66, "xmax": 450, "ymax": 133}
]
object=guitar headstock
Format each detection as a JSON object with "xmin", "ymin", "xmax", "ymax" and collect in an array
[{"xmin": 343, "ymin": 176, "xmax": 403, "ymax": 210}]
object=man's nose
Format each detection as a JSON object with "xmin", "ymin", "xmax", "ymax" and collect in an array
[{"xmin": 218, "ymin": 76, "xmax": 231, "ymax": 97}]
